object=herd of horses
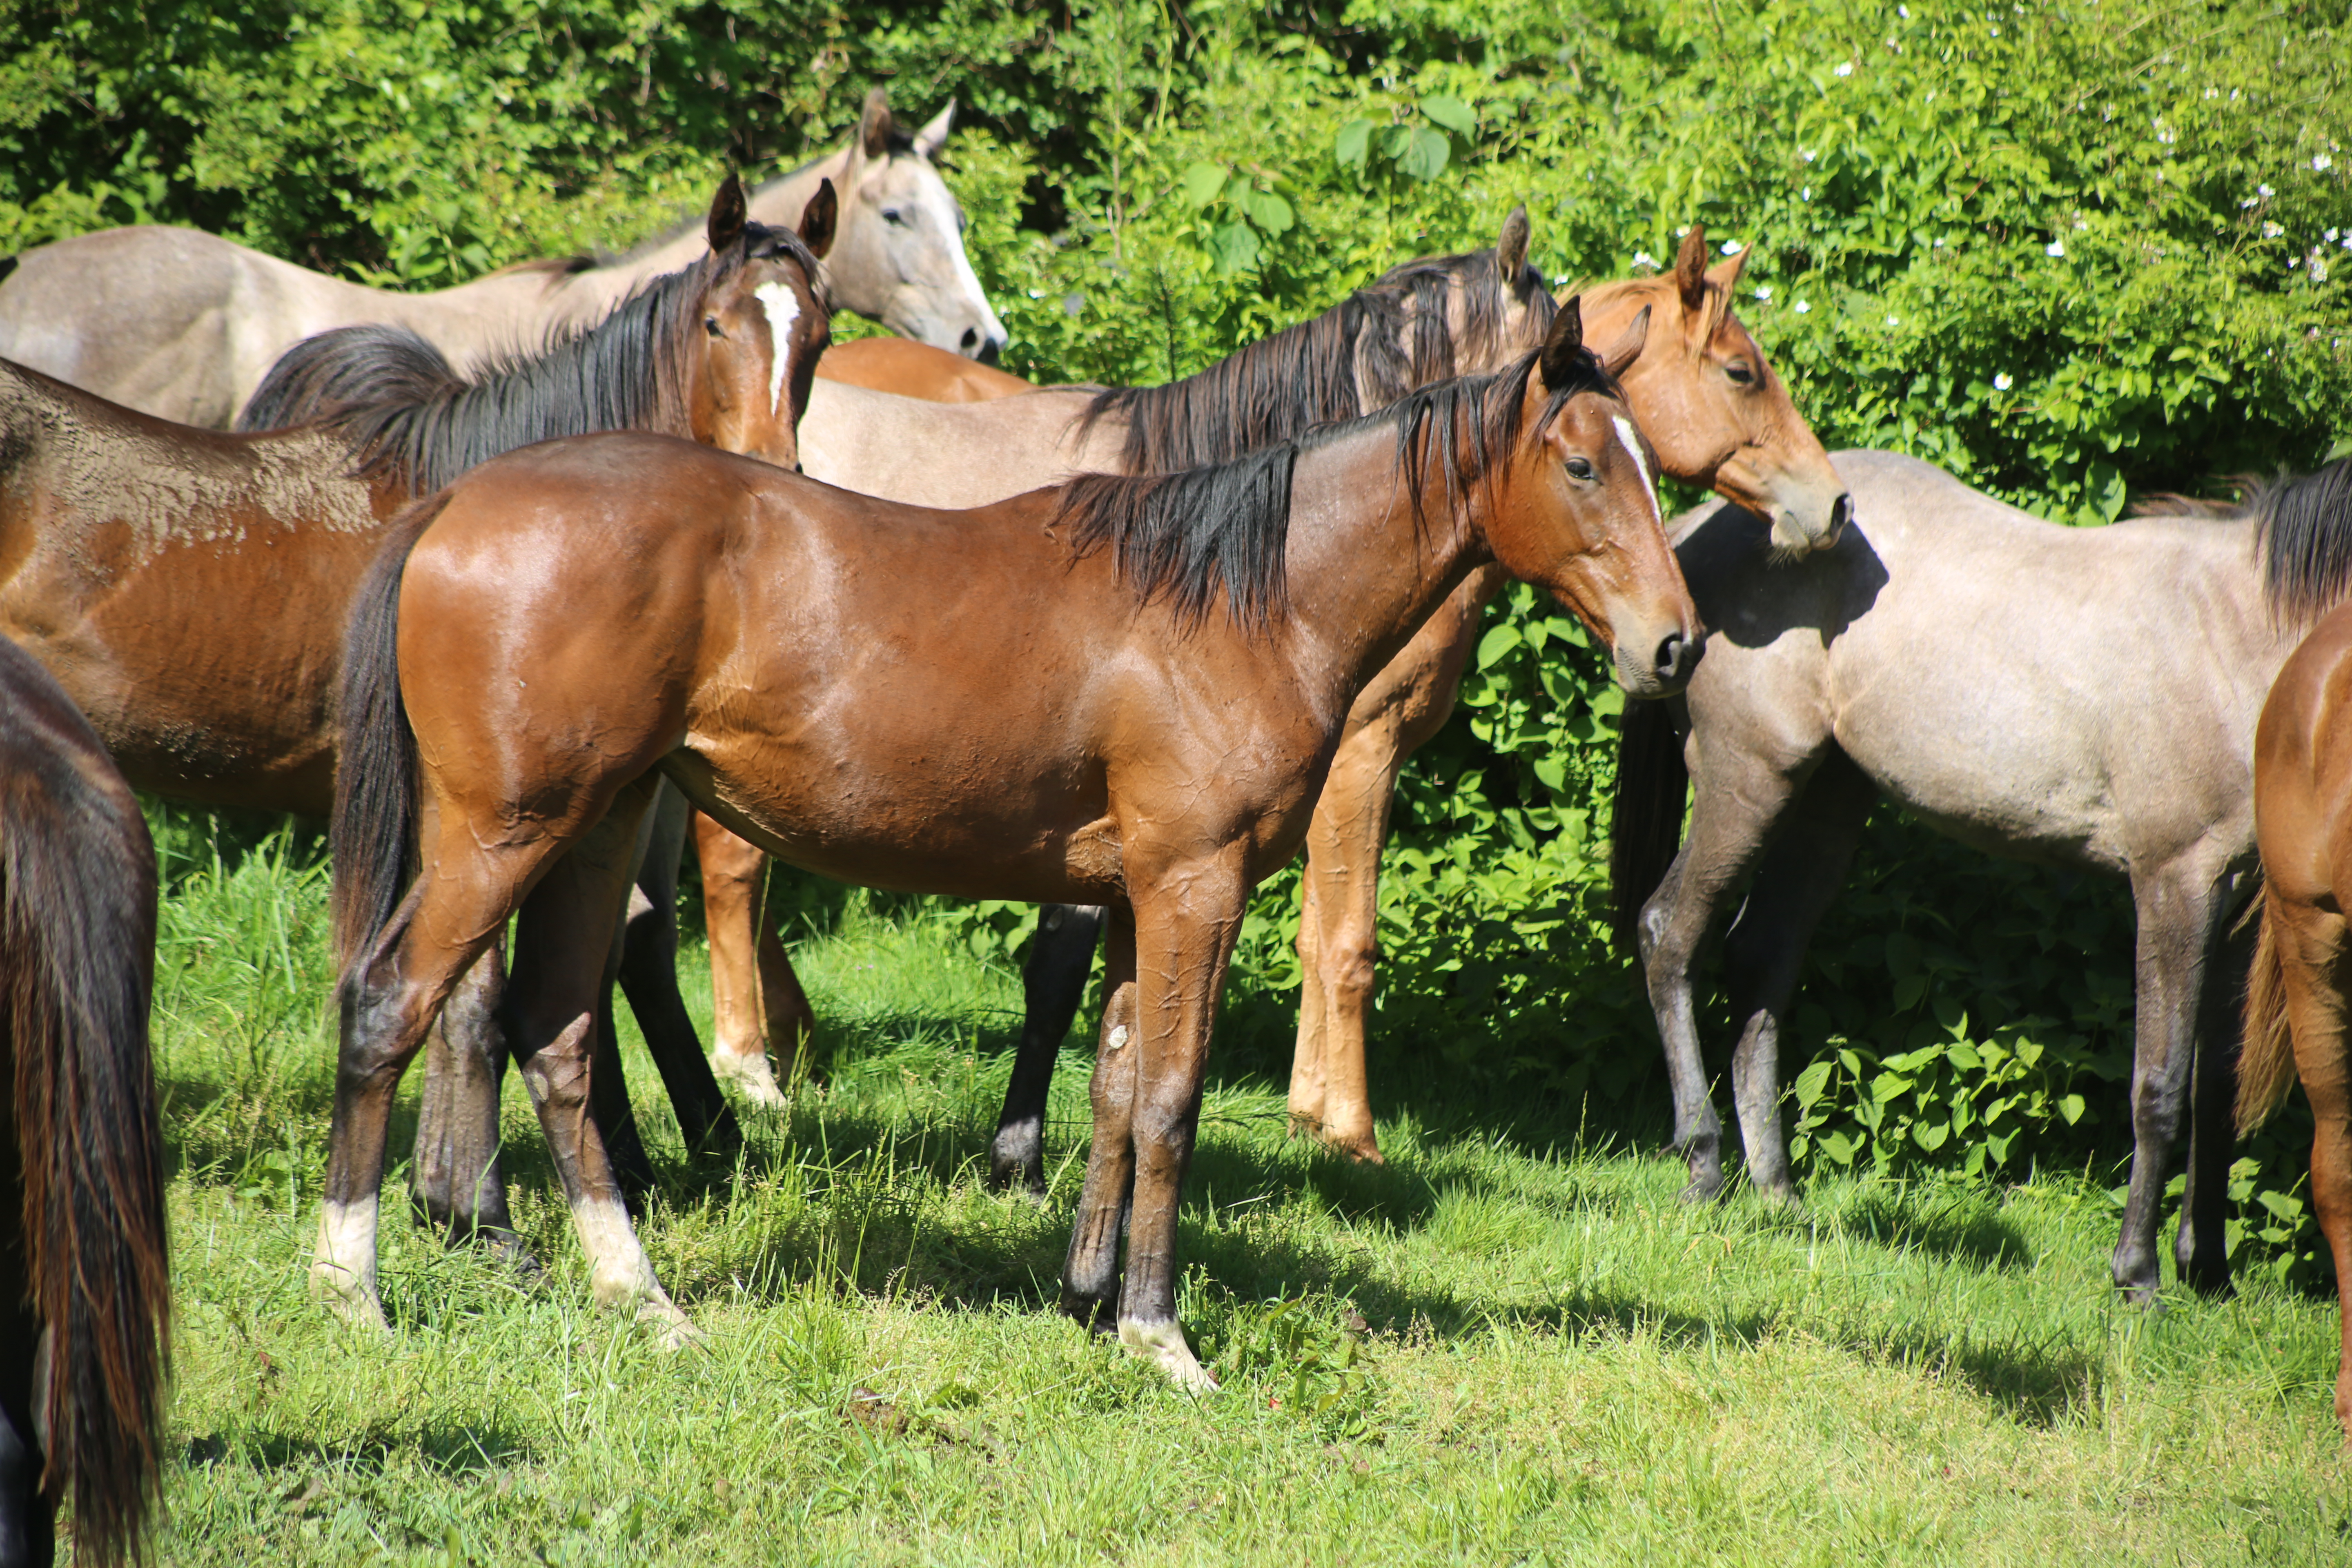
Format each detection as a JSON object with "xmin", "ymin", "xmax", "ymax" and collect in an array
[{"xmin": 0, "ymin": 82, "xmax": 2348, "ymax": 1561}]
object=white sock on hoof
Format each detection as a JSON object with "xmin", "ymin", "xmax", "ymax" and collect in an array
[
  {"xmin": 1119, "ymin": 1318, "xmax": 1218, "ymax": 1393},
  {"xmin": 312, "ymin": 1199, "xmax": 388, "ymax": 1330},
  {"xmin": 709, "ymin": 1049, "xmax": 788, "ymax": 1108}
]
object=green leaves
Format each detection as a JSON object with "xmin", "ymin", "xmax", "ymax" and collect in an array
[
  {"xmin": 1334, "ymin": 92, "xmax": 1480, "ymax": 185},
  {"xmin": 1178, "ymin": 159, "xmax": 1296, "ymax": 276}
]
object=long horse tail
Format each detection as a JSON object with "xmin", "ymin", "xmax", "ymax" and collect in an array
[
  {"xmin": 235, "ymin": 323, "xmax": 458, "ymax": 436},
  {"xmin": 2, "ymin": 655, "xmax": 168, "ymax": 1565},
  {"xmin": 1608, "ymin": 696, "xmax": 1690, "ymax": 956},
  {"xmin": 332, "ymin": 495, "xmax": 449, "ymax": 968},
  {"xmin": 2236, "ymin": 885, "xmax": 2303, "ymax": 1135}
]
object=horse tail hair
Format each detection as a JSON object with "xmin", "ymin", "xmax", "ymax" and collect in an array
[
  {"xmin": 2236, "ymin": 886, "xmax": 2302, "ymax": 1135},
  {"xmin": 1608, "ymin": 695, "xmax": 1690, "ymax": 956},
  {"xmin": 332, "ymin": 494, "xmax": 447, "ymax": 968},
  {"xmin": 2, "ymin": 664, "xmax": 168, "ymax": 1565}
]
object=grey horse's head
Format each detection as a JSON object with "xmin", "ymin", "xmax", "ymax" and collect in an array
[{"xmin": 822, "ymin": 89, "xmax": 1008, "ymax": 362}]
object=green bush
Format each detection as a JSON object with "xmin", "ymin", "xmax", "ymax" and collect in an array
[{"xmin": 7, "ymin": 0, "xmax": 2349, "ymax": 1274}]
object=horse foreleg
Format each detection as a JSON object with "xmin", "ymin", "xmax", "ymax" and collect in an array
[
  {"xmin": 2112, "ymin": 861, "xmax": 2230, "ymax": 1306},
  {"xmin": 1639, "ymin": 735, "xmax": 1811, "ymax": 1203},
  {"xmin": 694, "ymin": 811, "xmax": 814, "ymax": 1106},
  {"xmin": 2272, "ymin": 892, "xmax": 2352, "ymax": 1438},
  {"xmin": 1108, "ymin": 855, "xmax": 1248, "ymax": 1392},
  {"xmin": 1061, "ymin": 910, "xmax": 1138, "ymax": 1329},
  {"xmin": 510, "ymin": 781, "xmax": 696, "ymax": 1342},
  {"xmin": 409, "ymin": 942, "xmax": 532, "ymax": 1266},
  {"xmin": 616, "ymin": 785, "xmax": 741, "ymax": 1159},
  {"xmin": 2177, "ymin": 879, "xmax": 2255, "ymax": 1298},
  {"xmin": 1719, "ymin": 750, "xmax": 1872, "ymax": 1204},
  {"xmin": 990, "ymin": 904, "xmax": 1103, "ymax": 1195}
]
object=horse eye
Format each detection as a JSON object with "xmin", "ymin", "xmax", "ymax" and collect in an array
[
  {"xmin": 705, "ymin": 316, "xmax": 723, "ymax": 338},
  {"xmin": 1565, "ymin": 456, "xmax": 1595, "ymax": 481},
  {"xmin": 1726, "ymin": 360, "xmax": 1755, "ymax": 385},
  {"xmin": 882, "ymin": 207, "xmax": 907, "ymax": 227}
]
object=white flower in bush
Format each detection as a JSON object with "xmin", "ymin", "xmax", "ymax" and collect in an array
[
  {"xmin": 1993, "ymin": 373, "xmax": 2014, "ymax": 390},
  {"xmin": 2046, "ymin": 240, "xmax": 2066, "ymax": 257},
  {"xmin": 1793, "ymin": 300, "xmax": 1811, "ymax": 314}
]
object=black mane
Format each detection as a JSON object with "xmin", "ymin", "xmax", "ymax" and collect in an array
[
  {"xmin": 1054, "ymin": 345, "xmax": 1614, "ymax": 632},
  {"xmin": 2241, "ymin": 458, "xmax": 2352, "ymax": 623},
  {"xmin": 1082, "ymin": 245, "xmax": 1556, "ymax": 475},
  {"xmin": 238, "ymin": 220, "xmax": 825, "ymax": 495}
]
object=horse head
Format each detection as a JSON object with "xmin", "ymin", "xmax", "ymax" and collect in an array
[
  {"xmin": 822, "ymin": 88, "xmax": 1008, "ymax": 363},
  {"xmin": 1580, "ymin": 223, "xmax": 1851, "ymax": 560},
  {"xmin": 690, "ymin": 175, "xmax": 837, "ymax": 470}
]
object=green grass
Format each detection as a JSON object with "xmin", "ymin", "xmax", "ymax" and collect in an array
[{"xmin": 135, "ymin": 812, "xmax": 2350, "ymax": 1565}]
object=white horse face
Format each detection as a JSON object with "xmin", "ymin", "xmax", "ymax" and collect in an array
[{"xmin": 829, "ymin": 103, "xmax": 1008, "ymax": 362}]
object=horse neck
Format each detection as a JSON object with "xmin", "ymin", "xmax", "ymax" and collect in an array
[
  {"xmin": 1278, "ymin": 424, "xmax": 1490, "ymax": 712},
  {"xmin": 743, "ymin": 150, "xmax": 850, "ymax": 236}
]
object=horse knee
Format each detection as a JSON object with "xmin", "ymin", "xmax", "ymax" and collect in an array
[{"xmin": 1314, "ymin": 922, "xmax": 1378, "ymax": 1008}]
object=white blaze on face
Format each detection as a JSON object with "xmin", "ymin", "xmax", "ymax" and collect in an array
[
  {"xmin": 1611, "ymin": 414, "xmax": 1663, "ymax": 525},
  {"xmin": 920, "ymin": 180, "xmax": 1007, "ymax": 346},
  {"xmin": 753, "ymin": 281, "xmax": 801, "ymax": 421}
]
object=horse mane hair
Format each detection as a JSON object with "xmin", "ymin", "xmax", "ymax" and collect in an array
[
  {"xmin": 1054, "ymin": 344, "xmax": 1612, "ymax": 632},
  {"xmin": 237, "ymin": 219, "xmax": 826, "ymax": 495},
  {"xmin": 1081, "ymin": 245, "xmax": 1557, "ymax": 475},
  {"xmin": 2135, "ymin": 459, "xmax": 2352, "ymax": 624}
]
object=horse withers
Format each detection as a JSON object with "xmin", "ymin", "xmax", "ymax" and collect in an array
[
  {"xmin": 1, "ymin": 636, "xmax": 167, "ymax": 1568},
  {"xmin": 2232, "ymin": 456, "xmax": 2352, "ymax": 1438},
  {"xmin": 0, "ymin": 85, "xmax": 995, "ymax": 429},
  {"xmin": 319, "ymin": 301, "xmax": 1695, "ymax": 1387},
  {"xmin": 1617, "ymin": 452, "xmax": 2352, "ymax": 1306}
]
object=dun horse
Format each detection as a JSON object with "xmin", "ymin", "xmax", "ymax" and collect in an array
[
  {"xmin": 1614, "ymin": 452, "xmax": 2352, "ymax": 1303},
  {"xmin": 0, "ymin": 87, "xmax": 992, "ymax": 428},
  {"xmin": 2232, "ymin": 456, "xmax": 2352, "ymax": 1437},
  {"xmin": 1, "ymin": 179, "xmax": 834, "ymax": 1252},
  {"xmin": 1, "ymin": 637, "xmax": 168, "ymax": 1568},
  {"xmin": 322, "ymin": 304, "xmax": 1696, "ymax": 1387}
]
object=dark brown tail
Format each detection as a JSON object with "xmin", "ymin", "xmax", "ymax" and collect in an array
[
  {"xmin": 1609, "ymin": 695, "xmax": 1690, "ymax": 955},
  {"xmin": 331, "ymin": 496, "xmax": 449, "ymax": 969},
  {"xmin": 2, "ymin": 644, "xmax": 167, "ymax": 1566},
  {"xmin": 2237, "ymin": 887, "xmax": 2302, "ymax": 1134}
]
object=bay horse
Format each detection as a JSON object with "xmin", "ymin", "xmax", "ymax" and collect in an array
[
  {"xmin": 321, "ymin": 303, "xmax": 1696, "ymax": 1386},
  {"xmin": 2, "ymin": 178, "xmax": 834, "ymax": 1252},
  {"xmin": 1615, "ymin": 451, "xmax": 2352, "ymax": 1304},
  {"xmin": 1, "ymin": 635, "xmax": 167, "ymax": 1568},
  {"xmin": 628, "ymin": 217, "xmax": 1846, "ymax": 1181},
  {"xmin": 2232, "ymin": 456, "xmax": 2352, "ymax": 1438},
  {"xmin": 0, "ymin": 87, "xmax": 993, "ymax": 429},
  {"xmin": 815, "ymin": 336, "xmax": 1033, "ymax": 402}
]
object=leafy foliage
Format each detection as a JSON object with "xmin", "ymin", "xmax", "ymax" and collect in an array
[{"xmin": 7, "ymin": 0, "xmax": 2350, "ymax": 1271}]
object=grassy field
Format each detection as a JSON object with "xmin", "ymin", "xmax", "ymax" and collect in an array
[{"xmin": 133, "ymin": 811, "xmax": 2348, "ymax": 1566}]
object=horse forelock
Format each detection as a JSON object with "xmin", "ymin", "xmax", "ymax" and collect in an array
[{"xmin": 1086, "ymin": 245, "xmax": 1555, "ymax": 476}]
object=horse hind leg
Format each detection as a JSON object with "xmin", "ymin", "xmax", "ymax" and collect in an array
[
  {"xmin": 991, "ymin": 903, "xmax": 1102, "ymax": 1195},
  {"xmin": 2268, "ymin": 892, "xmax": 2352, "ymax": 1436},
  {"xmin": 408, "ymin": 942, "xmax": 538, "ymax": 1271},
  {"xmin": 614, "ymin": 783, "xmax": 741, "ymax": 1161},
  {"xmin": 2176, "ymin": 877, "xmax": 2256, "ymax": 1298},
  {"xmin": 694, "ymin": 811, "xmax": 816, "ymax": 1107},
  {"xmin": 1060, "ymin": 910, "xmax": 1138, "ymax": 1330}
]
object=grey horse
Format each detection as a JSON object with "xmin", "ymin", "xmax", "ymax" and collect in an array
[
  {"xmin": 0, "ymin": 87, "xmax": 1002, "ymax": 428},
  {"xmin": 1613, "ymin": 448, "xmax": 2328, "ymax": 1303}
]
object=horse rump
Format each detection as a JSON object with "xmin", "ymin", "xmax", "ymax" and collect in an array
[{"xmin": 1, "ymin": 639, "xmax": 166, "ymax": 1566}]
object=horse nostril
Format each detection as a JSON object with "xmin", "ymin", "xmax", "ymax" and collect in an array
[
  {"xmin": 975, "ymin": 337, "xmax": 1002, "ymax": 366},
  {"xmin": 1655, "ymin": 633, "xmax": 1695, "ymax": 683},
  {"xmin": 960, "ymin": 327, "xmax": 980, "ymax": 352},
  {"xmin": 1827, "ymin": 492, "xmax": 1853, "ymax": 541}
]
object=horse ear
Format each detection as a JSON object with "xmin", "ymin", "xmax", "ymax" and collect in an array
[
  {"xmin": 798, "ymin": 178, "xmax": 838, "ymax": 259},
  {"xmin": 912, "ymin": 100, "xmax": 956, "ymax": 160},
  {"xmin": 1673, "ymin": 224, "xmax": 1709, "ymax": 312},
  {"xmin": 1599, "ymin": 305, "xmax": 1650, "ymax": 379},
  {"xmin": 859, "ymin": 87, "xmax": 895, "ymax": 160},
  {"xmin": 1495, "ymin": 203, "xmax": 1530, "ymax": 281},
  {"xmin": 1538, "ymin": 294, "xmax": 1586, "ymax": 390},
  {"xmin": 707, "ymin": 173, "xmax": 748, "ymax": 254},
  {"xmin": 1707, "ymin": 244, "xmax": 1752, "ymax": 292}
]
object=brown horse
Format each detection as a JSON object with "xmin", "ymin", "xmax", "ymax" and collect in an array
[
  {"xmin": 321, "ymin": 303, "xmax": 1696, "ymax": 1386},
  {"xmin": 2, "ymin": 179, "xmax": 833, "ymax": 1249},
  {"xmin": 1, "ymin": 635, "xmax": 168, "ymax": 1568},
  {"xmin": 2234, "ymin": 456, "xmax": 2352, "ymax": 1437},
  {"xmin": 815, "ymin": 336, "xmax": 1034, "ymax": 402}
]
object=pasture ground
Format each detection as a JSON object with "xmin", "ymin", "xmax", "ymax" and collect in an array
[{"xmin": 139, "ymin": 815, "xmax": 2347, "ymax": 1565}]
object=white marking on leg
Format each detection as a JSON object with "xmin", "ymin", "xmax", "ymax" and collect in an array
[
  {"xmin": 312, "ymin": 1198, "xmax": 387, "ymax": 1329},
  {"xmin": 1119, "ymin": 1318, "xmax": 1218, "ymax": 1392},
  {"xmin": 570, "ymin": 1192, "xmax": 701, "ymax": 1345},
  {"xmin": 1611, "ymin": 414, "xmax": 1663, "ymax": 526},
  {"xmin": 753, "ymin": 281, "xmax": 801, "ymax": 420}
]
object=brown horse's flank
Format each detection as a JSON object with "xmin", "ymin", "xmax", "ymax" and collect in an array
[{"xmin": 1, "ymin": 637, "xmax": 166, "ymax": 1566}]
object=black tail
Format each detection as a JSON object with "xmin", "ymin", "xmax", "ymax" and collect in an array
[
  {"xmin": 1, "ymin": 639, "xmax": 167, "ymax": 1566},
  {"xmin": 332, "ymin": 497, "xmax": 448, "ymax": 968},
  {"xmin": 1608, "ymin": 696, "xmax": 1690, "ymax": 956}
]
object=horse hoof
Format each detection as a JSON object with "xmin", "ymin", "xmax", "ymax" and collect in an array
[
  {"xmin": 1677, "ymin": 1176, "xmax": 1726, "ymax": 1205},
  {"xmin": 310, "ymin": 1269, "xmax": 390, "ymax": 1334},
  {"xmin": 710, "ymin": 1051, "xmax": 790, "ymax": 1110},
  {"xmin": 1118, "ymin": 1318, "xmax": 1218, "ymax": 1393}
]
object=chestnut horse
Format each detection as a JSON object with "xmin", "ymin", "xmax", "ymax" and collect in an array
[
  {"xmin": 322, "ymin": 304, "xmax": 1696, "ymax": 1386},
  {"xmin": 816, "ymin": 336, "xmax": 1033, "ymax": 402},
  {"xmin": 1, "ymin": 636, "xmax": 167, "ymax": 1568},
  {"xmin": 0, "ymin": 87, "xmax": 995, "ymax": 429},
  {"xmin": 2, "ymin": 179, "xmax": 833, "ymax": 1252},
  {"xmin": 2234, "ymin": 456, "xmax": 2352, "ymax": 1437}
]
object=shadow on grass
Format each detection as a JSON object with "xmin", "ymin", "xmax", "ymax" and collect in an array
[{"xmin": 182, "ymin": 1421, "xmax": 532, "ymax": 1477}]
